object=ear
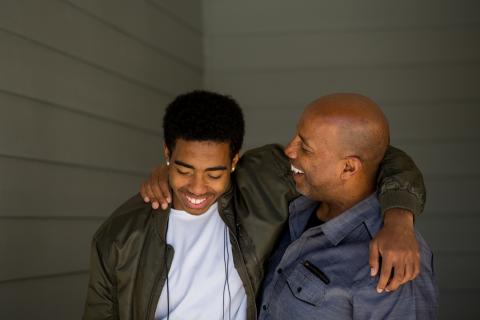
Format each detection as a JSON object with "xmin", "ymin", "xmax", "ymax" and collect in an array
[
  {"xmin": 231, "ymin": 153, "xmax": 240, "ymax": 172},
  {"xmin": 163, "ymin": 143, "xmax": 171, "ymax": 163},
  {"xmin": 340, "ymin": 156, "xmax": 362, "ymax": 180}
]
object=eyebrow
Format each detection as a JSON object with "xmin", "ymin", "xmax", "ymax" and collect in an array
[{"xmin": 174, "ymin": 160, "xmax": 227, "ymax": 172}]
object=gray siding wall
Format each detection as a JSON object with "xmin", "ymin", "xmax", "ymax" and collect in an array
[
  {"xmin": 203, "ymin": 1, "xmax": 480, "ymax": 319},
  {"xmin": 1, "ymin": 1, "xmax": 478, "ymax": 319},
  {"xmin": 0, "ymin": 0, "xmax": 202, "ymax": 319}
]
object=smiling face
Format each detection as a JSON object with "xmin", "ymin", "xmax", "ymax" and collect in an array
[
  {"xmin": 164, "ymin": 139, "xmax": 239, "ymax": 215},
  {"xmin": 284, "ymin": 107, "xmax": 344, "ymax": 202}
]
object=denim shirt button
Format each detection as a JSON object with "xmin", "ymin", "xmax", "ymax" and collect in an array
[
  {"xmin": 297, "ymin": 287, "xmax": 302, "ymax": 293},
  {"xmin": 277, "ymin": 268, "xmax": 282, "ymax": 274},
  {"xmin": 262, "ymin": 304, "xmax": 267, "ymax": 310}
]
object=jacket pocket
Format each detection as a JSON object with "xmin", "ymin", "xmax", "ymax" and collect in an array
[{"xmin": 285, "ymin": 262, "xmax": 327, "ymax": 307}]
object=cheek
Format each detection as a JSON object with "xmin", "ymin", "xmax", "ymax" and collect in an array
[
  {"xmin": 210, "ymin": 176, "xmax": 231, "ymax": 194},
  {"xmin": 169, "ymin": 173, "xmax": 189, "ymax": 191}
]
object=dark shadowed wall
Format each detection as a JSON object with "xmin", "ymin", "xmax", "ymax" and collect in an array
[{"xmin": 203, "ymin": 1, "xmax": 480, "ymax": 319}]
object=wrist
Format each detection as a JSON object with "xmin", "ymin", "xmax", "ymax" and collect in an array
[{"xmin": 383, "ymin": 208, "xmax": 414, "ymax": 229}]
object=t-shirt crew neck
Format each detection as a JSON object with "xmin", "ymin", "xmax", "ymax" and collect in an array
[{"xmin": 155, "ymin": 202, "xmax": 247, "ymax": 320}]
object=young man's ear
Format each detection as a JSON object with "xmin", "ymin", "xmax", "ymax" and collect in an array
[
  {"xmin": 340, "ymin": 156, "xmax": 362, "ymax": 180},
  {"xmin": 231, "ymin": 153, "xmax": 240, "ymax": 172},
  {"xmin": 163, "ymin": 143, "xmax": 171, "ymax": 166}
]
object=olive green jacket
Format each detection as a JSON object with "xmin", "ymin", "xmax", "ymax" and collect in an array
[{"xmin": 83, "ymin": 144, "xmax": 425, "ymax": 320}]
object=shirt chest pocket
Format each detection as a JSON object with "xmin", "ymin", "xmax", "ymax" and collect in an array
[{"xmin": 285, "ymin": 262, "xmax": 328, "ymax": 307}]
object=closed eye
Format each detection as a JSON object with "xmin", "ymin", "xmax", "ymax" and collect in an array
[
  {"xmin": 176, "ymin": 168, "xmax": 190, "ymax": 175},
  {"xmin": 301, "ymin": 144, "xmax": 312, "ymax": 153},
  {"xmin": 208, "ymin": 174, "xmax": 222, "ymax": 180}
]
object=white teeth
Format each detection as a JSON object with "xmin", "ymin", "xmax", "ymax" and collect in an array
[
  {"xmin": 291, "ymin": 164, "xmax": 304, "ymax": 174},
  {"xmin": 186, "ymin": 195, "xmax": 206, "ymax": 205}
]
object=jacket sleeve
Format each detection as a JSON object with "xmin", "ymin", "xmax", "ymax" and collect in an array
[
  {"xmin": 377, "ymin": 145, "xmax": 426, "ymax": 217},
  {"xmin": 233, "ymin": 144, "xmax": 298, "ymax": 279},
  {"xmin": 83, "ymin": 235, "xmax": 116, "ymax": 320}
]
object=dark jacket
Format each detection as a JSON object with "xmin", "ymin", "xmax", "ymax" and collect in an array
[{"xmin": 83, "ymin": 144, "xmax": 425, "ymax": 320}]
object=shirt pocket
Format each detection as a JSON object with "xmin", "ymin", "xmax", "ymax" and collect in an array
[{"xmin": 285, "ymin": 262, "xmax": 327, "ymax": 307}]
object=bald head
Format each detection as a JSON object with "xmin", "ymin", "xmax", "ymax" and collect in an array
[{"xmin": 305, "ymin": 93, "xmax": 389, "ymax": 175}]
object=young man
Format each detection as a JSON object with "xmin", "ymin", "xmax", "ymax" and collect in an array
[{"xmin": 84, "ymin": 91, "xmax": 426, "ymax": 320}]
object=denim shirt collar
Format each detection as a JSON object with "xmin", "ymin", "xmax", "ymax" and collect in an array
[{"xmin": 289, "ymin": 193, "xmax": 381, "ymax": 246}]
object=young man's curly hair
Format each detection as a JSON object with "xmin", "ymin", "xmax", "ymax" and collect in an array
[{"xmin": 163, "ymin": 90, "xmax": 245, "ymax": 157}]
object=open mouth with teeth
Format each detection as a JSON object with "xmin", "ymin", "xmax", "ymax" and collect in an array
[
  {"xmin": 291, "ymin": 164, "xmax": 305, "ymax": 176},
  {"xmin": 181, "ymin": 192, "xmax": 213, "ymax": 211}
]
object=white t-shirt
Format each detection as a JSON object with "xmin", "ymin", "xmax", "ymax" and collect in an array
[{"xmin": 155, "ymin": 203, "xmax": 247, "ymax": 320}]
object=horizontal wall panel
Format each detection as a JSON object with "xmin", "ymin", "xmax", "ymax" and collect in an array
[
  {"xmin": 0, "ymin": 273, "xmax": 88, "ymax": 320},
  {"xmin": 0, "ymin": 0, "xmax": 201, "ymax": 96},
  {"xmin": 65, "ymin": 0, "xmax": 203, "ymax": 69},
  {"xmin": 438, "ymin": 289, "xmax": 480, "ymax": 320},
  {"xmin": 207, "ymin": 28, "xmax": 480, "ymax": 70},
  {"xmin": 434, "ymin": 252, "xmax": 480, "ymax": 290},
  {"xmin": 150, "ymin": 0, "xmax": 203, "ymax": 32},
  {"xmin": 0, "ymin": 30, "xmax": 169, "ymax": 133},
  {"xmin": 0, "ymin": 220, "xmax": 99, "ymax": 281},
  {"xmin": 0, "ymin": 156, "xmax": 141, "ymax": 218},
  {"xmin": 205, "ymin": 0, "xmax": 480, "ymax": 35},
  {"xmin": 0, "ymin": 92, "xmax": 163, "ymax": 173},
  {"xmin": 415, "ymin": 216, "xmax": 480, "ymax": 252},
  {"xmin": 240, "ymin": 101, "xmax": 480, "ymax": 147},
  {"xmin": 206, "ymin": 63, "xmax": 480, "ymax": 108},
  {"xmin": 384, "ymin": 102, "xmax": 480, "ymax": 141},
  {"xmin": 424, "ymin": 178, "xmax": 479, "ymax": 214},
  {"xmin": 393, "ymin": 141, "xmax": 480, "ymax": 177}
]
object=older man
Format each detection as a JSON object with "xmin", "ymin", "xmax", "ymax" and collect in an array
[{"xmin": 258, "ymin": 93, "xmax": 438, "ymax": 319}]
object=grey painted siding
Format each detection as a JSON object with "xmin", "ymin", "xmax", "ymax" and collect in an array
[
  {"xmin": 1, "ymin": 1, "xmax": 478, "ymax": 319},
  {"xmin": 203, "ymin": 1, "xmax": 480, "ymax": 319},
  {"xmin": 0, "ymin": 0, "xmax": 202, "ymax": 319}
]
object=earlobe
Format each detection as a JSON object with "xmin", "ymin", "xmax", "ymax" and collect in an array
[
  {"xmin": 231, "ymin": 153, "xmax": 240, "ymax": 171},
  {"xmin": 163, "ymin": 143, "xmax": 171, "ymax": 166}
]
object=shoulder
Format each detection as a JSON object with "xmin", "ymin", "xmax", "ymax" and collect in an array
[
  {"xmin": 235, "ymin": 144, "xmax": 294, "ymax": 189},
  {"xmin": 93, "ymin": 193, "xmax": 158, "ymax": 247},
  {"xmin": 239, "ymin": 144, "xmax": 288, "ymax": 170}
]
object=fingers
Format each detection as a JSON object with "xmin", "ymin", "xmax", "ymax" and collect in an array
[
  {"xmin": 413, "ymin": 253, "xmax": 421, "ymax": 280},
  {"xmin": 401, "ymin": 260, "xmax": 414, "ymax": 284},
  {"xmin": 144, "ymin": 182, "xmax": 160, "ymax": 209},
  {"xmin": 140, "ymin": 165, "xmax": 171, "ymax": 210},
  {"xmin": 151, "ymin": 180, "xmax": 169, "ymax": 210},
  {"xmin": 385, "ymin": 263, "xmax": 405, "ymax": 292},
  {"xmin": 140, "ymin": 181, "xmax": 150, "ymax": 202},
  {"xmin": 141, "ymin": 181, "xmax": 156, "ymax": 204},
  {"xmin": 369, "ymin": 240, "xmax": 380, "ymax": 277},
  {"xmin": 376, "ymin": 257, "xmax": 393, "ymax": 293}
]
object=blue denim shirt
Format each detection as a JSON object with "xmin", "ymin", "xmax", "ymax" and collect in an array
[{"xmin": 258, "ymin": 194, "xmax": 438, "ymax": 320}]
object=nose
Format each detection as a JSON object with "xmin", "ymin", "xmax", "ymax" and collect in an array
[
  {"xmin": 284, "ymin": 136, "xmax": 299, "ymax": 159},
  {"xmin": 189, "ymin": 174, "xmax": 208, "ymax": 196}
]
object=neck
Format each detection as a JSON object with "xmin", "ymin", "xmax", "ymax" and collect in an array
[{"xmin": 316, "ymin": 183, "xmax": 375, "ymax": 221}]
